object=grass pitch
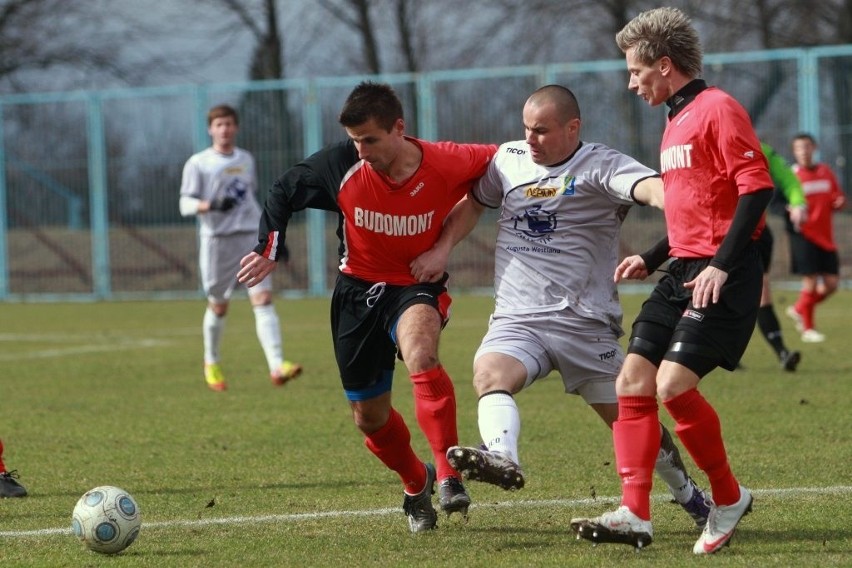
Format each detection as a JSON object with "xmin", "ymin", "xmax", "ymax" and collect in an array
[{"xmin": 0, "ymin": 290, "xmax": 850, "ymax": 567}]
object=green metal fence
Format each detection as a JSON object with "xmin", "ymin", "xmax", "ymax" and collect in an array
[{"xmin": 1, "ymin": 45, "xmax": 850, "ymax": 301}]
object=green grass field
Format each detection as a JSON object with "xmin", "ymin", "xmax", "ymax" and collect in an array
[{"xmin": 0, "ymin": 290, "xmax": 850, "ymax": 567}]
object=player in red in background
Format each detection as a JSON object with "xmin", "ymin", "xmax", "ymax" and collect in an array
[
  {"xmin": 238, "ymin": 82, "xmax": 496, "ymax": 533},
  {"xmin": 785, "ymin": 133, "xmax": 847, "ymax": 343},
  {"xmin": 570, "ymin": 7, "xmax": 772, "ymax": 554},
  {"xmin": 0, "ymin": 438, "xmax": 27, "ymax": 498}
]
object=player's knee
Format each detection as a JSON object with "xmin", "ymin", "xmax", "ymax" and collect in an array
[
  {"xmin": 472, "ymin": 370, "xmax": 513, "ymax": 396},
  {"xmin": 402, "ymin": 348, "xmax": 439, "ymax": 374},
  {"xmin": 208, "ymin": 302, "xmax": 228, "ymax": 317},
  {"xmin": 350, "ymin": 400, "xmax": 391, "ymax": 434},
  {"xmin": 472, "ymin": 356, "xmax": 524, "ymax": 396},
  {"xmin": 249, "ymin": 290, "xmax": 273, "ymax": 306},
  {"xmin": 627, "ymin": 321, "xmax": 669, "ymax": 367}
]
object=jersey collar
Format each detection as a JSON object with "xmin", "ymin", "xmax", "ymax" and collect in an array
[{"xmin": 666, "ymin": 79, "xmax": 708, "ymax": 119}]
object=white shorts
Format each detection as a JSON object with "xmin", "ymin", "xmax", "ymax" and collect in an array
[
  {"xmin": 199, "ymin": 232, "xmax": 271, "ymax": 303},
  {"xmin": 474, "ymin": 308, "xmax": 623, "ymax": 405}
]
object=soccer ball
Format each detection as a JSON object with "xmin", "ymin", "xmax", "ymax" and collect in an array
[{"xmin": 71, "ymin": 485, "xmax": 141, "ymax": 554}]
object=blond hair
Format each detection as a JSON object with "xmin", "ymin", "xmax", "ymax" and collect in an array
[{"xmin": 616, "ymin": 7, "xmax": 703, "ymax": 79}]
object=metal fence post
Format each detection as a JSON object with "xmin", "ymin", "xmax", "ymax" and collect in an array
[{"xmin": 87, "ymin": 93, "xmax": 111, "ymax": 298}]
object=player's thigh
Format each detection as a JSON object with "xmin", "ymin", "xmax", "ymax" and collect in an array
[
  {"xmin": 789, "ymin": 233, "xmax": 823, "ymax": 275},
  {"xmin": 755, "ymin": 225, "xmax": 773, "ymax": 272},
  {"xmin": 386, "ymin": 279, "xmax": 450, "ymax": 369},
  {"xmin": 546, "ymin": 311, "xmax": 622, "ymax": 402},
  {"xmin": 395, "ymin": 303, "xmax": 442, "ymax": 354},
  {"xmin": 474, "ymin": 313, "xmax": 553, "ymax": 393},
  {"xmin": 331, "ymin": 276, "xmax": 397, "ymax": 394},
  {"xmin": 667, "ymin": 253, "xmax": 762, "ymax": 373},
  {"xmin": 201, "ymin": 233, "xmax": 253, "ymax": 302}
]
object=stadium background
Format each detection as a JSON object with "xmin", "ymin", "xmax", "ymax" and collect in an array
[{"xmin": 0, "ymin": 44, "xmax": 849, "ymax": 301}]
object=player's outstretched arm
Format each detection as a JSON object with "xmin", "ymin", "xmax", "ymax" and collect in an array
[
  {"xmin": 633, "ymin": 176, "xmax": 664, "ymax": 210},
  {"xmin": 238, "ymin": 252, "xmax": 276, "ymax": 287},
  {"xmin": 410, "ymin": 194, "xmax": 484, "ymax": 283}
]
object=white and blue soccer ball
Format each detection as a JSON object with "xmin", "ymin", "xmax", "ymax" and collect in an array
[{"xmin": 71, "ymin": 485, "xmax": 141, "ymax": 554}]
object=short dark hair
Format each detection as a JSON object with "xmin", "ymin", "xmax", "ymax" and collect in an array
[
  {"xmin": 208, "ymin": 104, "xmax": 238, "ymax": 126},
  {"xmin": 527, "ymin": 85, "xmax": 581, "ymax": 122},
  {"xmin": 792, "ymin": 132, "xmax": 817, "ymax": 145},
  {"xmin": 338, "ymin": 81, "xmax": 403, "ymax": 131}
]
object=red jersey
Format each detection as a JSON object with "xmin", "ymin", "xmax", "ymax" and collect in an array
[
  {"xmin": 660, "ymin": 87, "xmax": 772, "ymax": 258},
  {"xmin": 337, "ymin": 138, "xmax": 496, "ymax": 284},
  {"xmin": 793, "ymin": 163, "xmax": 843, "ymax": 251}
]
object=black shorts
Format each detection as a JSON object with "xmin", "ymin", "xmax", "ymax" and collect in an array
[
  {"xmin": 754, "ymin": 226, "xmax": 773, "ymax": 273},
  {"xmin": 789, "ymin": 232, "xmax": 839, "ymax": 275},
  {"xmin": 630, "ymin": 243, "xmax": 762, "ymax": 372},
  {"xmin": 330, "ymin": 272, "xmax": 452, "ymax": 399}
]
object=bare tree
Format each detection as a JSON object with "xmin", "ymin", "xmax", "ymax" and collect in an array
[{"xmin": 0, "ymin": 0, "xmax": 201, "ymax": 92}]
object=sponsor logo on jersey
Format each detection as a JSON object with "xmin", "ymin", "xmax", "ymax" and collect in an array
[
  {"xmin": 561, "ymin": 175, "xmax": 576, "ymax": 195},
  {"xmin": 223, "ymin": 178, "xmax": 249, "ymax": 202},
  {"xmin": 683, "ymin": 309, "xmax": 704, "ymax": 321},
  {"xmin": 506, "ymin": 146, "xmax": 526, "ymax": 155},
  {"xmin": 525, "ymin": 186, "xmax": 559, "ymax": 198},
  {"xmin": 409, "ymin": 181, "xmax": 425, "ymax": 197},
  {"xmin": 513, "ymin": 204, "xmax": 557, "ymax": 238},
  {"xmin": 660, "ymin": 143, "xmax": 693, "ymax": 173},
  {"xmin": 354, "ymin": 207, "xmax": 435, "ymax": 236},
  {"xmin": 523, "ymin": 175, "xmax": 575, "ymax": 198}
]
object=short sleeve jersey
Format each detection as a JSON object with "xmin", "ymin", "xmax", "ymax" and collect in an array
[
  {"xmin": 793, "ymin": 163, "xmax": 843, "ymax": 251},
  {"xmin": 661, "ymin": 87, "xmax": 772, "ymax": 258},
  {"xmin": 472, "ymin": 140, "xmax": 656, "ymax": 335},
  {"xmin": 180, "ymin": 147, "xmax": 262, "ymax": 237},
  {"xmin": 337, "ymin": 138, "xmax": 496, "ymax": 285}
]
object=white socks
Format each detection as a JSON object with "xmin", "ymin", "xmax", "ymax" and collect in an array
[
  {"xmin": 478, "ymin": 392, "xmax": 521, "ymax": 465},
  {"xmin": 253, "ymin": 304, "xmax": 283, "ymax": 372},
  {"xmin": 203, "ymin": 307, "xmax": 225, "ymax": 364}
]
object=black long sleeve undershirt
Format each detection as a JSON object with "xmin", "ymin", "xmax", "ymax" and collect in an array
[
  {"xmin": 639, "ymin": 188, "xmax": 773, "ymax": 273},
  {"xmin": 710, "ymin": 188, "xmax": 773, "ymax": 271}
]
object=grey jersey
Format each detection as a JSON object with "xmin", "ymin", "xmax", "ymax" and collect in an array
[
  {"xmin": 472, "ymin": 140, "xmax": 658, "ymax": 335},
  {"xmin": 180, "ymin": 147, "xmax": 262, "ymax": 237}
]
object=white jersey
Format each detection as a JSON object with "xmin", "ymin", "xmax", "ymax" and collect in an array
[
  {"xmin": 180, "ymin": 146, "xmax": 262, "ymax": 237},
  {"xmin": 472, "ymin": 140, "xmax": 658, "ymax": 335}
]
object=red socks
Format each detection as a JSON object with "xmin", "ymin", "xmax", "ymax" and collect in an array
[
  {"xmin": 411, "ymin": 365, "xmax": 459, "ymax": 481},
  {"xmin": 795, "ymin": 290, "xmax": 819, "ymax": 330},
  {"xmin": 663, "ymin": 388, "xmax": 740, "ymax": 506},
  {"xmin": 363, "ymin": 366, "xmax": 460, "ymax": 492},
  {"xmin": 364, "ymin": 408, "xmax": 426, "ymax": 494},
  {"xmin": 614, "ymin": 396, "xmax": 659, "ymax": 520}
]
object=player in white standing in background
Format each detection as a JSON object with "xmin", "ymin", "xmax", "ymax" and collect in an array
[
  {"xmin": 410, "ymin": 85, "xmax": 710, "ymax": 529},
  {"xmin": 179, "ymin": 104, "xmax": 302, "ymax": 391}
]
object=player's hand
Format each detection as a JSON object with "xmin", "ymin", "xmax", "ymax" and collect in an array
[
  {"xmin": 684, "ymin": 265, "xmax": 728, "ymax": 308},
  {"xmin": 238, "ymin": 252, "xmax": 276, "ymax": 287},
  {"xmin": 614, "ymin": 255, "xmax": 649, "ymax": 283},
  {"xmin": 209, "ymin": 196, "xmax": 237, "ymax": 212},
  {"xmin": 787, "ymin": 204, "xmax": 807, "ymax": 231},
  {"xmin": 410, "ymin": 246, "xmax": 450, "ymax": 283}
]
